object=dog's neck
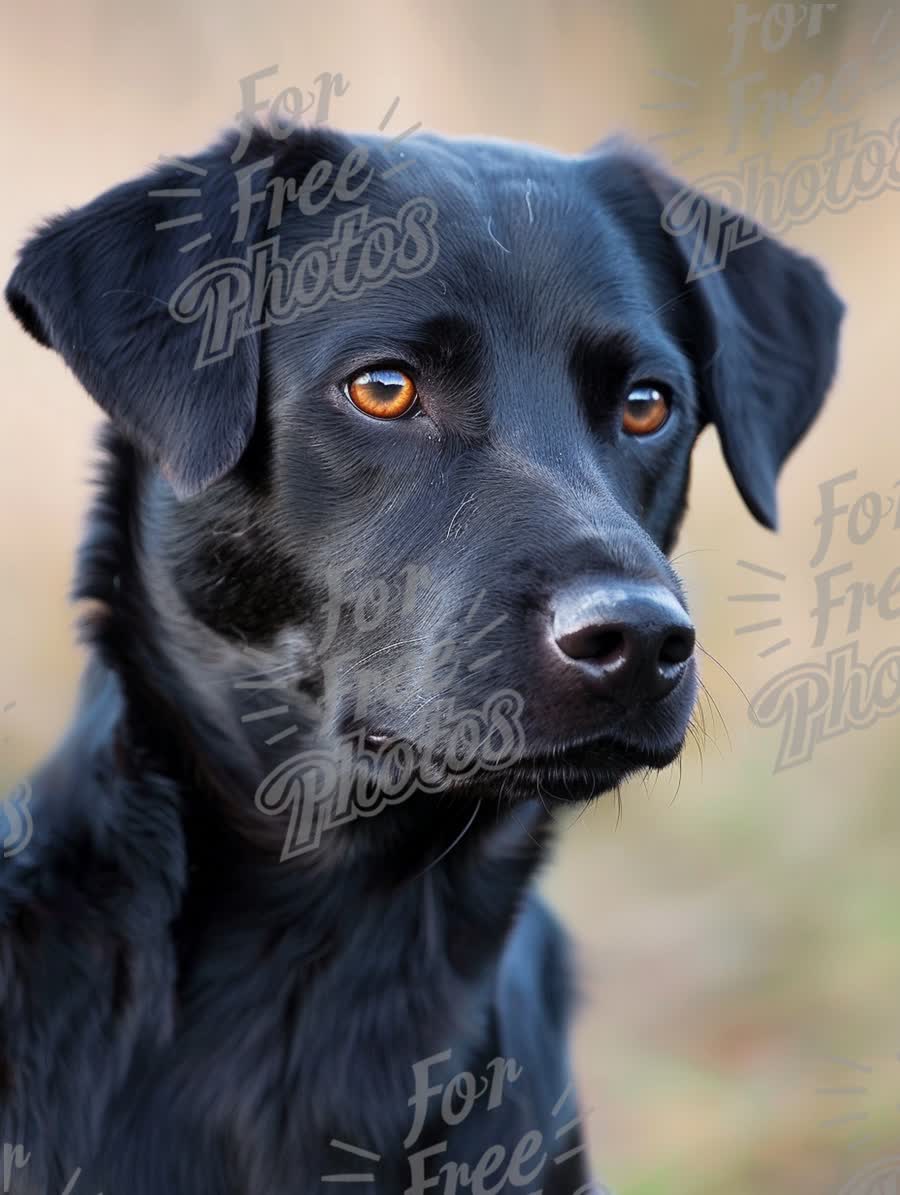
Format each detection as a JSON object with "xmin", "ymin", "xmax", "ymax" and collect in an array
[
  {"xmin": 74, "ymin": 434, "xmax": 554, "ymax": 940},
  {"xmin": 54, "ymin": 433, "xmax": 568, "ymax": 1172}
]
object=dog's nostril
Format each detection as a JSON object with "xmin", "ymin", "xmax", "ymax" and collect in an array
[
  {"xmin": 556, "ymin": 626, "xmax": 626, "ymax": 666},
  {"xmin": 658, "ymin": 626, "xmax": 695, "ymax": 667},
  {"xmin": 550, "ymin": 578, "xmax": 695, "ymax": 703}
]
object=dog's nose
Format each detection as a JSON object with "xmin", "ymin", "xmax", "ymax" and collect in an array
[{"xmin": 551, "ymin": 579, "xmax": 695, "ymax": 701}]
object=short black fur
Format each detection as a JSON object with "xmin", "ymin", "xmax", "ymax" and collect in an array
[{"xmin": 2, "ymin": 125, "xmax": 843, "ymax": 1193}]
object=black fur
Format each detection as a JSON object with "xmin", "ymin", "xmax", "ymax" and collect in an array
[{"xmin": 3, "ymin": 126, "xmax": 843, "ymax": 1193}]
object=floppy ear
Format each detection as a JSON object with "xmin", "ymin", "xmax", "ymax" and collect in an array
[
  {"xmin": 6, "ymin": 131, "xmax": 276, "ymax": 498},
  {"xmin": 597, "ymin": 143, "xmax": 845, "ymax": 529}
]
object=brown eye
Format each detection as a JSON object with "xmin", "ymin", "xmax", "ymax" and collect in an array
[
  {"xmin": 622, "ymin": 384, "xmax": 671, "ymax": 436},
  {"xmin": 345, "ymin": 368, "xmax": 417, "ymax": 419}
]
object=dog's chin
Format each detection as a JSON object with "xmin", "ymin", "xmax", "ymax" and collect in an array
[
  {"xmin": 475, "ymin": 736, "xmax": 686, "ymax": 804},
  {"xmin": 354, "ymin": 661, "xmax": 698, "ymax": 807},
  {"xmin": 418, "ymin": 733, "xmax": 687, "ymax": 806}
]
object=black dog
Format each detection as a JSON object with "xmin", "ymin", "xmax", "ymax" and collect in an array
[{"xmin": 3, "ymin": 125, "xmax": 842, "ymax": 1193}]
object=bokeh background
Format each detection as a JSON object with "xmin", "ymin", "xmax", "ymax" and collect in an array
[{"xmin": 3, "ymin": 2, "xmax": 900, "ymax": 1191}]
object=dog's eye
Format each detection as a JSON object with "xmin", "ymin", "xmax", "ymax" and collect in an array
[
  {"xmin": 345, "ymin": 368, "xmax": 418, "ymax": 419},
  {"xmin": 622, "ymin": 384, "xmax": 671, "ymax": 436}
]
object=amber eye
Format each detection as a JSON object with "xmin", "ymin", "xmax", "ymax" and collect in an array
[
  {"xmin": 345, "ymin": 368, "xmax": 418, "ymax": 419},
  {"xmin": 622, "ymin": 384, "xmax": 671, "ymax": 436}
]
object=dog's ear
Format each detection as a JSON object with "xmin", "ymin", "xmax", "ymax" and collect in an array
[
  {"xmin": 6, "ymin": 131, "xmax": 280, "ymax": 498},
  {"xmin": 595, "ymin": 142, "xmax": 845, "ymax": 529}
]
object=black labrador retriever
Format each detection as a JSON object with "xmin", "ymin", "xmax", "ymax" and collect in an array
[{"xmin": 3, "ymin": 125, "xmax": 842, "ymax": 1193}]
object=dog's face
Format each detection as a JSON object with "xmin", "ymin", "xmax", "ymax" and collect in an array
[{"xmin": 6, "ymin": 128, "xmax": 843, "ymax": 805}]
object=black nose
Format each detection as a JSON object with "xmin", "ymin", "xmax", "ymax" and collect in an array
[{"xmin": 552, "ymin": 579, "xmax": 695, "ymax": 702}]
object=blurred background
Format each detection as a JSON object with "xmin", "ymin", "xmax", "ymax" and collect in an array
[{"xmin": 3, "ymin": 1, "xmax": 900, "ymax": 1191}]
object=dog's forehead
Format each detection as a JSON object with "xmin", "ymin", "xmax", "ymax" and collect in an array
[
  {"xmin": 325, "ymin": 132, "xmax": 662, "ymax": 335},
  {"xmin": 382, "ymin": 134, "xmax": 622, "ymax": 258},
  {"xmin": 262, "ymin": 130, "xmax": 676, "ymax": 381}
]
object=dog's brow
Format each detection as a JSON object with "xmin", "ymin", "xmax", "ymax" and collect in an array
[
  {"xmin": 405, "ymin": 314, "xmax": 482, "ymax": 361},
  {"xmin": 571, "ymin": 324, "xmax": 693, "ymax": 395}
]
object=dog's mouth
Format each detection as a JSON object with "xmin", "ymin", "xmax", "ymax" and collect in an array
[
  {"xmin": 494, "ymin": 731, "xmax": 678, "ymax": 798},
  {"xmin": 342, "ymin": 654, "xmax": 696, "ymax": 805},
  {"xmin": 477, "ymin": 733, "xmax": 686, "ymax": 802},
  {"xmin": 354, "ymin": 725, "xmax": 686, "ymax": 805}
]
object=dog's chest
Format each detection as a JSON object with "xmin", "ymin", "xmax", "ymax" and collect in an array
[{"xmin": 98, "ymin": 920, "xmax": 521, "ymax": 1193}]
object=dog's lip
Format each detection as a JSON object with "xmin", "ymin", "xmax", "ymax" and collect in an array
[
  {"xmin": 466, "ymin": 732, "xmax": 687, "ymax": 804},
  {"xmin": 361, "ymin": 718, "xmax": 687, "ymax": 764},
  {"xmin": 512, "ymin": 733, "xmax": 684, "ymax": 772}
]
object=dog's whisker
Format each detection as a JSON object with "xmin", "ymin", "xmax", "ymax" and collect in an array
[
  {"xmin": 409, "ymin": 800, "xmax": 483, "ymax": 882},
  {"xmin": 686, "ymin": 723, "xmax": 705, "ymax": 779},
  {"xmin": 689, "ymin": 695, "xmax": 716, "ymax": 747},
  {"xmin": 563, "ymin": 798, "xmax": 594, "ymax": 833},
  {"xmin": 669, "ymin": 753, "xmax": 684, "ymax": 804},
  {"xmin": 695, "ymin": 642, "xmax": 749, "ymax": 713},
  {"xmin": 695, "ymin": 671, "xmax": 735, "ymax": 752},
  {"xmin": 696, "ymin": 685, "xmax": 729, "ymax": 757},
  {"xmin": 509, "ymin": 808, "xmax": 545, "ymax": 850},
  {"xmin": 670, "ymin": 547, "xmax": 718, "ymax": 564}
]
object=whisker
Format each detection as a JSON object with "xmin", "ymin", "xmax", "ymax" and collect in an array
[
  {"xmin": 409, "ymin": 800, "xmax": 482, "ymax": 881},
  {"xmin": 695, "ymin": 643, "xmax": 751, "ymax": 713},
  {"xmin": 696, "ymin": 675, "xmax": 732, "ymax": 754},
  {"xmin": 669, "ymin": 753, "xmax": 684, "ymax": 804},
  {"xmin": 670, "ymin": 547, "xmax": 718, "ymax": 563}
]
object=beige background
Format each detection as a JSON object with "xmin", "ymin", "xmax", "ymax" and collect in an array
[{"xmin": 3, "ymin": 2, "xmax": 900, "ymax": 1192}]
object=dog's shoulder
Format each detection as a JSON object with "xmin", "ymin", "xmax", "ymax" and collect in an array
[
  {"xmin": 498, "ymin": 891, "xmax": 577, "ymax": 1027},
  {"xmin": 0, "ymin": 662, "xmax": 187, "ymax": 1189},
  {"xmin": 435, "ymin": 893, "xmax": 587, "ymax": 1193},
  {"xmin": 495, "ymin": 892, "xmax": 580, "ymax": 1105}
]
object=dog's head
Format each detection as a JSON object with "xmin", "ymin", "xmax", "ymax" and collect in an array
[{"xmin": 6, "ymin": 127, "xmax": 843, "ymax": 807}]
